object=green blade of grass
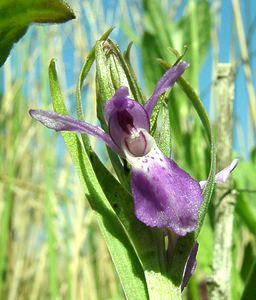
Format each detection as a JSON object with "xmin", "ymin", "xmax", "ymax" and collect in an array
[{"xmin": 241, "ymin": 259, "xmax": 256, "ymax": 300}]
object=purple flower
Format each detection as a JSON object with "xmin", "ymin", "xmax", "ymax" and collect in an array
[{"xmin": 29, "ymin": 62, "xmax": 237, "ymax": 236}]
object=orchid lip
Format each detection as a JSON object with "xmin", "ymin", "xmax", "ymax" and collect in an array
[{"xmin": 130, "ymin": 143, "xmax": 203, "ymax": 236}]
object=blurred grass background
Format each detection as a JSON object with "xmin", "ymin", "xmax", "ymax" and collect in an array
[{"xmin": 0, "ymin": 0, "xmax": 256, "ymax": 299}]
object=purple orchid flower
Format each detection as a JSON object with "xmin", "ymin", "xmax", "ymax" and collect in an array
[{"xmin": 29, "ymin": 62, "xmax": 237, "ymax": 236}]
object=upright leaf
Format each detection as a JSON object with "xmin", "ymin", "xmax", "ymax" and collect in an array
[{"xmin": 241, "ymin": 260, "xmax": 256, "ymax": 300}]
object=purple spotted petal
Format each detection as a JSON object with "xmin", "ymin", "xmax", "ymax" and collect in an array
[
  {"xmin": 200, "ymin": 158, "xmax": 239, "ymax": 189},
  {"xmin": 144, "ymin": 61, "xmax": 189, "ymax": 117},
  {"xmin": 130, "ymin": 146, "xmax": 203, "ymax": 236},
  {"xmin": 181, "ymin": 242, "xmax": 199, "ymax": 291},
  {"xmin": 29, "ymin": 109, "xmax": 121, "ymax": 154}
]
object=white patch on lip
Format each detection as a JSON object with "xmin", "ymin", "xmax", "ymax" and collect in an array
[
  {"xmin": 123, "ymin": 128, "xmax": 169, "ymax": 174},
  {"xmin": 123, "ymin": 128, "xmax": 154, "ymax": 159}
]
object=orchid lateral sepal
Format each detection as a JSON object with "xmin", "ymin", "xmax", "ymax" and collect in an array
[{"xmin": 29, "ymin": 109, "xmax": 122, "ymax": 155}]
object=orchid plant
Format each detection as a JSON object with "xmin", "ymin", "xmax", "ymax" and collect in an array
[{"xmin": 29, "ymin": 31, "xmax": 238, "ymax": 299}]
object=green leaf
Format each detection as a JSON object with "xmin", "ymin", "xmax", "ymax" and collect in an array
[
  {"xmin": 96, "ymin": 39, "xmax": 145, "ymax": 105},
  {"xmin": 178, "ymin": 0, "xmax": 211, "ymax": 64},
  {"xmin": 95, "ymin": 40, "xmax": 115, "ymax": 122},
  {"xmin": 234, "ymin": 160, "xmax": 256, "ymax": 235},
  {"xmin": 48, "ymin": 59, "xmax": 148, "ymax": 300},
  {"xmin": 236, "ymin": 194, "xmax": 256, "ymax": 235},
  {"xmin": 141, "ymin": 31, "xmax": 165, "ymax": 92},
  {"xmin": 149, "ymin": 90, "xmax": 172, "ymax": 157},
  {"xmin": 153, "ymin": 100, "xmax": 172, "ymax": 157},
  {"xmin": 241, "ymin": 258, "xmax": 256, "ymax": 300},
  {"xmin": 123, "ymin": 42, "xmax": 146, "ymax": 104},
  {"xmin": 0, "ymin": 0, "xmax": 75, "ymax": 66},
  {"xmin": 141, "ymin": 0, "xmax": 180, "ymax": 91},
  {"xmin": 142, "ymin": 0, "xmax": 173, "ymax": 59},
  {"xmin": 240, "ymin": 242, "xmax": 254, "ymax": 283}
]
